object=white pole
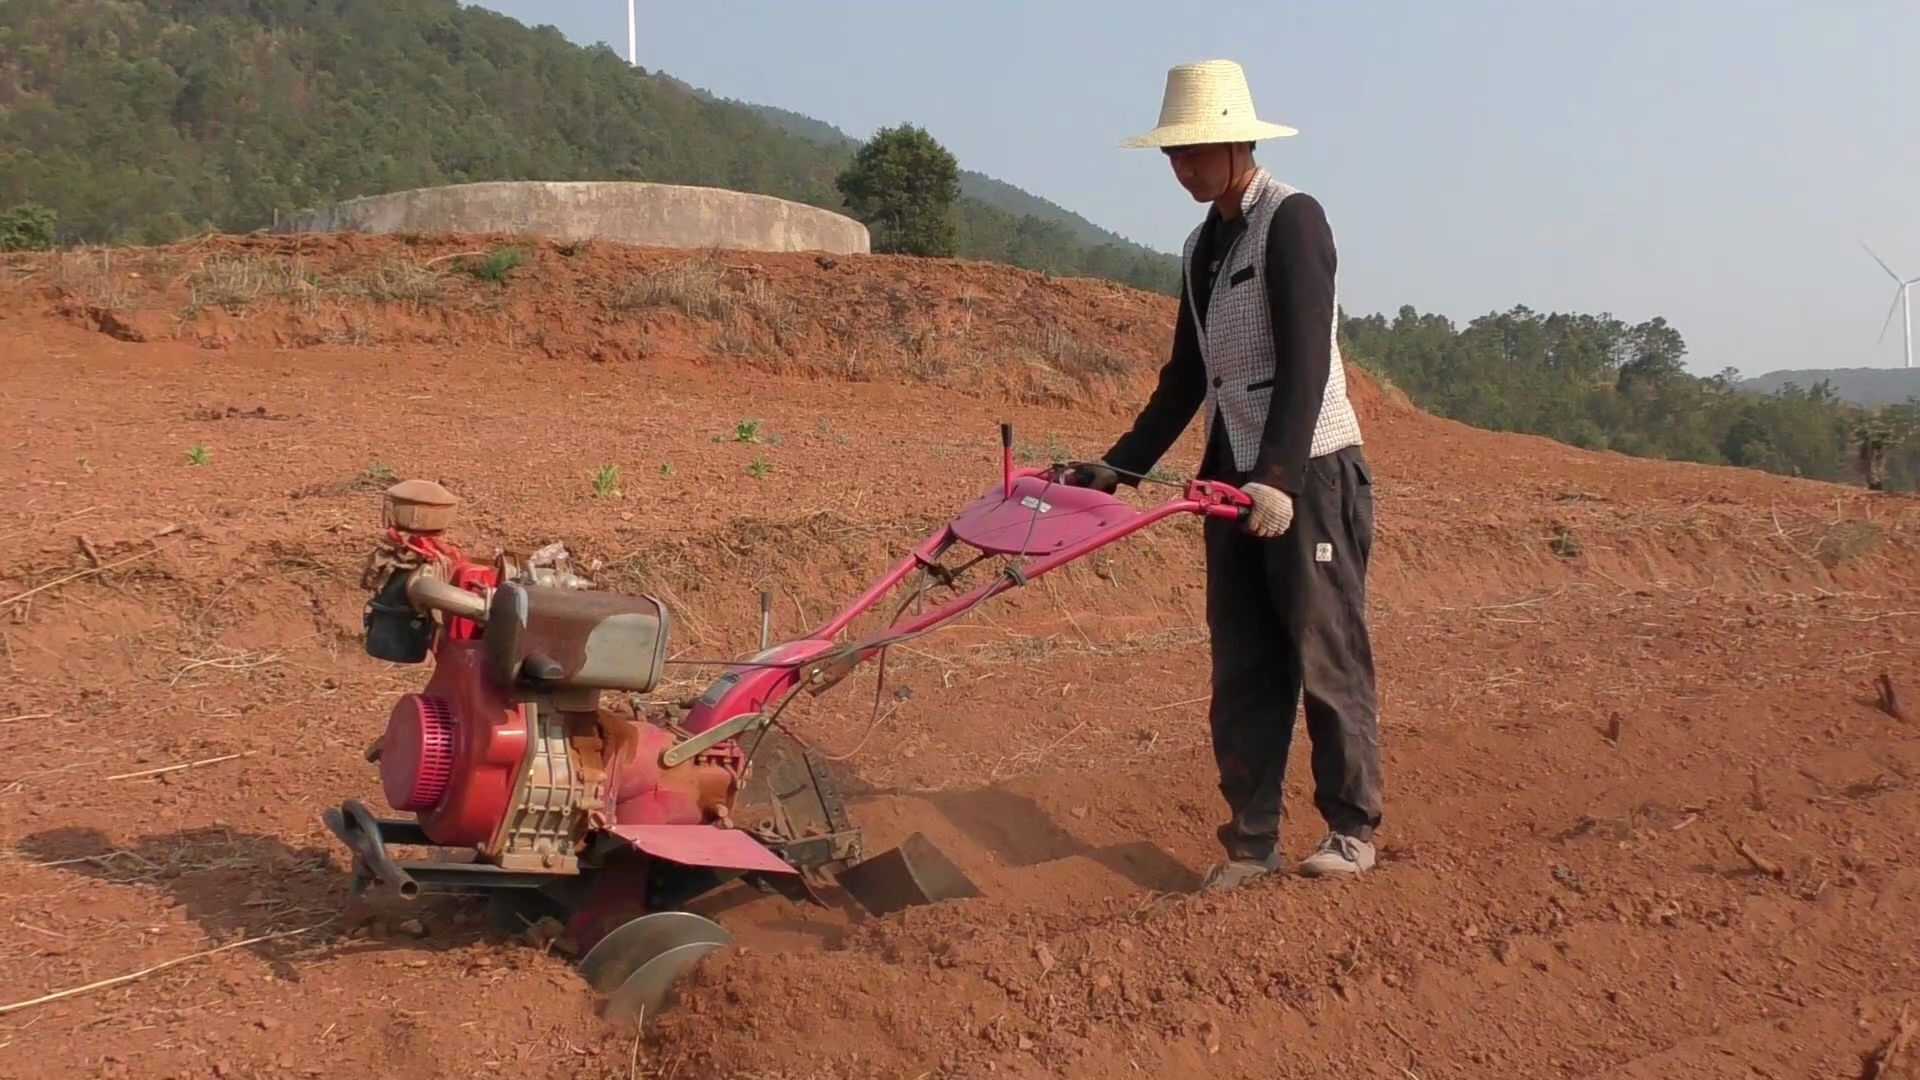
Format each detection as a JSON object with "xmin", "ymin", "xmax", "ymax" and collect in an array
[
  {"xmin": 627, "ymin": 0, "xmax": 637, "ymax": 65},
  {"xmin": 1904, "ymin": 284, "xmax": 1913, "ymax": 369}
]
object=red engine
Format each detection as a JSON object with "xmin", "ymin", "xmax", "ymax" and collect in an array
[
  {"xmin": 379, "ymin": 640, "xmax": 528, "ymax": 846},
  {"xmin": 344, "ymin": 481, "xmax": 902, "ymax": 931},
  {"xmin": 353, "ymin": 478, "xmax": 753, "ymax": 874}
]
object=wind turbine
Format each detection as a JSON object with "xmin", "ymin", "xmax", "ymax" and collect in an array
[
  {"xmin": 1861, "ymin": 241, "xmax": 1919, "ymax": 369},
  {"xmin": 626, "ymin": 0, "xmax": 637, "ymax": 65}
]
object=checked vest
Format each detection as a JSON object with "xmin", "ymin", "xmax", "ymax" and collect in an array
[{"xmin": 1182, "ymin": 168, "xmax": 1362, "ymax": 475}]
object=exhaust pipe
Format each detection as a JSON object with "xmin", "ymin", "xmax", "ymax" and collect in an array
[{"xmin": 406, "ymin": 570, "xmax": 489, "ymax": 623}]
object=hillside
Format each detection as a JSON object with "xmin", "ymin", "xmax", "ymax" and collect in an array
[
  {"xmin": 1740, "ymin": 366, "xmax": 1920, "ymax": 406},
  {"xmin": 1346, "ymin": 306, "xmax": 1920, "ymax": 491},
  {"xmin": 0, "ymin": 0, "xmax": 1176, "ymax": 292},
  {"xmin": 1, "ymin": 236, "xmax": 1916, "ymax": 1079},
  {"xmin": 736, "ymin": 98, "xmax": 1176, "ymax": 257}
]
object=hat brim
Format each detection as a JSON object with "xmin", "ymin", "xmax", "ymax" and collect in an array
[{"xmin": 1120, "ymin": 119, "xmax": 1298, "ymax": 149}]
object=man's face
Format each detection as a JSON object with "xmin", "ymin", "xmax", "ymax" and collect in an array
[{"xmin": 1163, "ymin": 143, "xmax": 1236, "ymax": 202}]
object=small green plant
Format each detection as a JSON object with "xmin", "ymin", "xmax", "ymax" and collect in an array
[
  {"xmin": 733, "ymin": 419, "xmax": 765, "ymax": 444},
  {"xmin": 185, "ymin": 443, "xmax": 210, "ymax": 466},
  {"xmin": 591, "ymin": 463, "xmax": 622, "ymax": 499},
  {"xmin": 815, "ymin": 417, "xmax": 850, "ymax": 448},
  {"xmin": 659, "ymin": 461, "xmax": 675, "ymax": 477},
  {"xmin": 1550, "ymin": 526, "xmax": 1581, "ymax": 558},
  {"xmin": 363, "ymin": 462, "xmax": 397, "ymax": 485},
  {"xmin": 747, "ymin": 457, "xmax": 772, "ymax": 480},
  {"xmin": 459, "ymin": 246, "xmax": 526, "ymax": 284},
  {"xmin": 555, "ymin": 240, "xmax": 586, "ymax": 257}
]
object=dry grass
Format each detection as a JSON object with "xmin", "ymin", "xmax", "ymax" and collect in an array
[
  {"xmin": 707, "ymin": 322, "xmax": 757, "ymax": 356},
  {"xmin": 879, "ymin": 318, "xmax": 1139, "ymax": 406},
  {"xmin": 612, "ymin": 256, "xmax": 804, "ymax": 357},
  {"xmin": 1809, "ymin": 520, "xmax": 1885, "ymax": 567},
  {"xmin": 614, "ymin": 255, "xmax": 735, "ymax": 321},
  {"xmin": 48, "ymin": 248, "xmax": 138, "ymax": 310},
  {"xmin": 343, "ymin": 258, "xmax": 447, "ymax": 305},
  {"xmin": 738, "ymin": 275, "xmax": 801, "ymax": 347},
  {"xmin": 1036, "ymin": 326, "xmax": 1131, "ymax": 381},
  {"xmin": 183, "ymin": 253, "xmax": 318, "ymax": 315}
]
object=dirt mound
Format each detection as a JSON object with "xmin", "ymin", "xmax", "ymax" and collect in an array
[{"xmin": 1, "ymin": 239, "xmax": 1917, "ymax": 1080}]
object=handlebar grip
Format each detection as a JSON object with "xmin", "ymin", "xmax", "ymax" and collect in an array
[{"xmin": 1000, "ymin": 422, "xmax": 1013, "ymax": 449}]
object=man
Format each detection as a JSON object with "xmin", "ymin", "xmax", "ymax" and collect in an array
[{"xmin": 1063, "ymin": 59, "xmax": 1382, "ymax": 889}]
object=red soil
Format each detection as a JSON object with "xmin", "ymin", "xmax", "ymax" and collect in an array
[{"xmin": 1, "ymin": 236, "xmax": 1916, "ymax": 1080}]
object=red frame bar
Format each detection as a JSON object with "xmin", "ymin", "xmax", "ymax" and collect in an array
[
  {"xmin": 679, "ymin": 470, "xmax": 1249, "ymax": 738},
  {"xmin": 818, "ymin": 471, "xmax": 1250, "ymax": 644}
]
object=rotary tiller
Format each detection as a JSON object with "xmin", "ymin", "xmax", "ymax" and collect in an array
[{"xmin": 324, "ymin": 424, "xmax": 1252, "ymax": 1025}]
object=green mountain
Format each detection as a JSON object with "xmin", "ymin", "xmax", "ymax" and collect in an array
[
  {"xmin": 732, "ymin": 98, "xmax": 1166, "ymax": 255},
  {"xmin": 1738, "ymin": 367, "xmax": 1920, "ymax": 407},
  {"xmin": 0, "ymin": 0, "xmax": 1176, "ymax": 292}
]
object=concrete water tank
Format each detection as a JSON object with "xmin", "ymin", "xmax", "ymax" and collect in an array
[{"xmin": 275, "ymin": 181, "xmax": 870, "ymax": 255}]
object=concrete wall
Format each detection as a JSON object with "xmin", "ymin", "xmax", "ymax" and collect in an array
[{"xmin": 275, "ymin": 181, "xmax": 869, "ymax": 255}]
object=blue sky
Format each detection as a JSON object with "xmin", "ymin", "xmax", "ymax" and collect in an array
[{"xmin": 475, "ymin": 2, "xmax": 1920, "ymax": 378}]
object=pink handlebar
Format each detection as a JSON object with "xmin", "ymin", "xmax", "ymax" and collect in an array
[{"xmin": 677, "ymin": 454, "xmax": 1259, "ymax": 740}]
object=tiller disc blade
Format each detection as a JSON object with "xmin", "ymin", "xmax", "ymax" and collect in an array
[
  {"xmin": 577, "ymin": 910, "xmax": 731, "ymax": 1025},
  {"xmin": 604, "ymin": 940, "xmax": 728, "ymax": 1025},
  {"xmin": 836, "ymin": 831, "xmax": 980, "ymax": 917}
]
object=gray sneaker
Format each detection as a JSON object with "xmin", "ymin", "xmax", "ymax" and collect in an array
[
  {"xmin": 1198, "ymin": 853, "xmax": 1284, "ymax": 894},
  {"xmin": 1298, "ymin": 833, "xmax": 1376, "ymax": 878}
]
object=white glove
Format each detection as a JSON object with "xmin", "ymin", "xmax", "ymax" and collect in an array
[{"xmin": 1241, "ymin": 483, "xmax": 1294, "ymax": 538}]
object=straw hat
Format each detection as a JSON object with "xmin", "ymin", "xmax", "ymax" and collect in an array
[{"xmin": 1121, "ymin": 60, "xmax": 1297, "ymax": 149}]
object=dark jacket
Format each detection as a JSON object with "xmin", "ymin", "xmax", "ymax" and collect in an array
[{"xmin": 1101, "ymin": 190, "xmax": 1338, "ymax": 496}]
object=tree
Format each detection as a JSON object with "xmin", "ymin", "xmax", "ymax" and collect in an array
[
  {"xmin": 1856, "ymin": 416, "xmax": 1896, "ymax": 491},
  {"xmin": 834, "ymin": 124, "xmax": 960, "ymax": 257},
  {"xmin": 1614, "ymin": 316, "xmax": 1688, "ymax": 393},
  {"xmin": 1337, "ymin": 303, "xmax": 1919, "ymax": 491},
  {"xmin": 0, "ymin": 203, "xmax": 57, "ymax": 251}
]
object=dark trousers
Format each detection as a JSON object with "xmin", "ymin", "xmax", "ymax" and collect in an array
[{"xmin": 1203, "ymin": 444, "xmax": 1383, "ymax": 860}]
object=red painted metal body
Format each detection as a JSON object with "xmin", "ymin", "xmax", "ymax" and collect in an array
[
  {"xmin": 608, "ymin": 724, "xmax": 700, "ymax": 823},
  {"xmin": 610, "ymin": 825, "xmax": 798, "ymax": 875},
  {"xmin": 407, "ymin": 640, "xmax": 527, "ymax": 848},
  {"xmin": 678, "ymin": 638, "xmax": 839, "ymax": 736},
  {"xmin": 949, "ymin": 475, "xmax": 1138, "ymax": 555},
  {"xmin": 608, "ymin": 723, "xmax": 740, "ymax": 827},
  {"xmin": 380, "ymin": 527, "xmax": 497, "ymax": 642},
  {"xmin": 441, "ymin": 557, "xmax": 497, "ymax": 642},
  {"xmin": 380, "ymin": 693, "xmax": 455, "ymax": 811},
  {"xmin": 676, "ymin": 469, "xmax": 1252, "ymax": 751}
]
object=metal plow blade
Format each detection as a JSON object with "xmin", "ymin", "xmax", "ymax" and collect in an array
[
  {"xmin": 835, "ymin": 831, "xmax": 981, "ymax": 917},
  {"xmin": 577, "ymin": 910, "xmax": 731, "ymax": 1026}
]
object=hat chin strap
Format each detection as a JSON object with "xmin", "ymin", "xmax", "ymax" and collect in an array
[{"xmin": 1207, "ymin": 144, "xmax": 1254, "ymax": 206}]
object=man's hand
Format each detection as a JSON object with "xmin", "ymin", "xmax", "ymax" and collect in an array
[
  {"xmin": 1062, "ymin": 462, "xmax": 1120, "ymax": 494},
  {"xmin": 1241, "ymin": 483, "xmax": 1294, "ymax": 537}
]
